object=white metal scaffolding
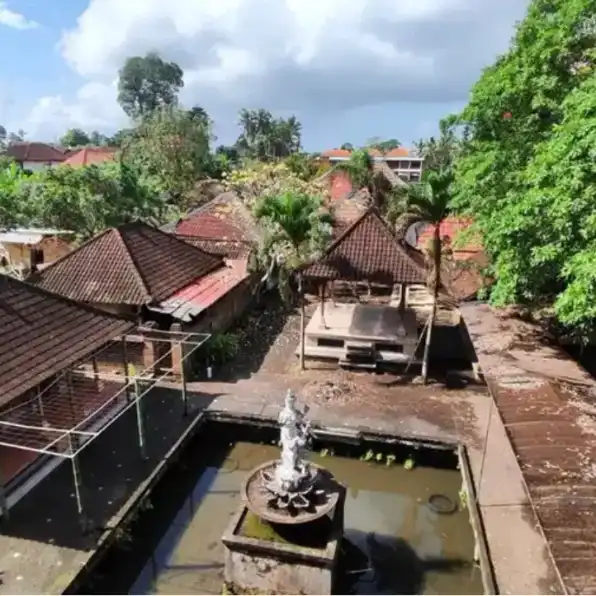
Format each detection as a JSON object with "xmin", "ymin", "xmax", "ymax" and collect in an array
[{"xmin": 0, "ymin": 330, "xmax": 211, "ymax": 528}]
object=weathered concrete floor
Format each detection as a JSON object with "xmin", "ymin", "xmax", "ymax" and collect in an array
[{"xmin": 0, "ymin": 389, "xmax": 213, "ymax": 595}]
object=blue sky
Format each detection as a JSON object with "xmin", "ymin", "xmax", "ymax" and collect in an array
[{"xmin": 0, "ymin": 0, "xmax": 528, "ymax": 151}]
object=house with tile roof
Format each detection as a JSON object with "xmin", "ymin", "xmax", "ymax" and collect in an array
[
  {"xmin": 31, "ymin": 221, "xmax": 256, "ymax": 371},
  {"xmin": 5, "ymin": 142, "xmax": 67, "ymax": 172},
  {"xmin": 164, "ymin": 191, "xmax": 260, "ymax": 260},
  {"xmin": 63, "ymin": 147, "xmax": 117, "ymax": 167},
  {"xmin": 0, "ymin": 274, "xmax": 134, "ymax": 483}
]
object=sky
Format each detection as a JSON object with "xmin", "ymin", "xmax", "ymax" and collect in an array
[{"xmin": 0, "ymin": 0, "xmax": 530, "ymax": 151}]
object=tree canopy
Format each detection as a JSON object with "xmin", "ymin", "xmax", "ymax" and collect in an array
[
  {"xmin": 117, "ymin": 52, "xmax": 184, "ymax": 120},
  {"xmin": 453, "ymin": 0, "xmax": 596, "ymax": 337}
]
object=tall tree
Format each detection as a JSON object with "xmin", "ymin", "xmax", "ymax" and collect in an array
[
  {"xmin": 236, "ymin": 109, "xmax": 301, "ymax": 160},
  {"xmin": 366, "ymin": 137, "xmax": 401, "ymax": 153},
  {"xmin": 340, "ymin": 142, "xmax": 354, "ymax": 151},
  {"xmin": 122, "ymin": 105, "xmax": 212, "ymax": 207},
  {"xmin": 453, "ymin": 0, "xmax": 596, "ymax": 339},
  {"xmin": 117, "ymin": 53, "xmax": 184, "ymax": 120},
  {"xmin": 60, "ymin": 128, "xmax": 91, "ymax": 148},
  {"xmin": 415, "ymin": 116, "xmax": 461, "ymax": 173},
  {"xmin": 89, "ymin": 130, "xmax": 110, "ymax": 146},
  {"xmin": 254, "ymin": 191, "xmax": 333, "ymax": 302},
  {"xmin": 396, "ymin": 169, "xmax": 453, "ymax": 382},
  {"xmin": 0, "ymin": 125, "xmax": 6, "ymax": 151}
]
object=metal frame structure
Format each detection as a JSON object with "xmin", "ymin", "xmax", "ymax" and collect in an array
[{"xmin": 0, "ymin": 329, "xmax": 211, "ymax": 528}]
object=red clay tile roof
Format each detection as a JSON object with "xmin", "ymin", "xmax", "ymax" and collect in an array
[
  {"xmin": 0, "ymin": 275, "xmax": 133, "ymax": 406},
  {"xmin": 176, "ymin": 235, "xmax": 252, "ymax": 259},
  {"xmin": 302, "ymin": 208, "xmax": 427, "ymax": 285},
  {"xmin": 384, "ymin": 147, "xmax": 411, "ymax": 158},
  {"xmin": 321, "ymin": 149, "xmax": 352, "ymax": 158},
  {"xmin": 33, "ymin": 222, "xmax": 223, "ymax": 305},
  {"xmin": 172, "ymin": 192, "xmax": 260, "ymax": 243},
  {"xmin": 417, "ymin": 217, "xmax": 483, "ymax": 253},
  {"xmin": 6, "ymin": 142, "xmax": 66, "ymax": 163},
  {"xmin": 63, "ymin": 147, "xmax": 117, "ymax": 167}
]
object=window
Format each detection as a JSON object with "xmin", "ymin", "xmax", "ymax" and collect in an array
[
  {"xmin": 30, "ymin": 247, "xmax": 44, "ymax": 266},
  {"xmin": 410, "ymin": 160, "xmax": 422, "ymax": 170},
  {"xmin": 410, "ymin": 172, "xmax": 420, "ymax": 182}
]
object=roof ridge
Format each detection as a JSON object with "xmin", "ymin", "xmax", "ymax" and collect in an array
[
  {"xmin": 1, "ymin": 273, "xmax": 134, "ymax": 323},
  {"xmin": 113, "ymin": 226, "xmax": 153, "ymax": 303}
]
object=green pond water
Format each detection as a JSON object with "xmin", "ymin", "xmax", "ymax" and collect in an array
[{"xmin": 76, "ymin": 422, "xmax": 484, "ymax": 595}]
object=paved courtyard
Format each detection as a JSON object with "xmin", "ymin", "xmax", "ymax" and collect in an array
[{"xmin": 189, "ymin": 296, "xmax": 563, "ymax": 595}]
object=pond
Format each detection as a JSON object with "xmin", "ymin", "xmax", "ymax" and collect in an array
[{"xmin": 72, "ymin": 420, "xmax": 485, "ymax": 595}]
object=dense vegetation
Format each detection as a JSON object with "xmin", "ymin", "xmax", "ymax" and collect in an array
[{"xmin": 3, "ymin": 0, "xmax": 596, "ymax": 343}]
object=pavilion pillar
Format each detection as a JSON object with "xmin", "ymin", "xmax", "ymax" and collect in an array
[
  {"xmin": 320, "ymin": 283, "xmax": 327, "ymax": 329},
  {"xmin": 299, "ymin": 274, "xmax": 305, "ymax": 370}
]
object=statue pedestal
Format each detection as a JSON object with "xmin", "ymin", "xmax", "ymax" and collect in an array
[{"xmin": 222, "ymin": 487, "xmax": 345, "ymax": 595}]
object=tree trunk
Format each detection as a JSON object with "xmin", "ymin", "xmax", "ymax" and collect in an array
[
  {"xmin": 421, "ymin": 224, "xmax": 441, "ymax": 384},
  {"xmin": 299, "ymin": 272, "xmax": 305, "ymax": 370}
]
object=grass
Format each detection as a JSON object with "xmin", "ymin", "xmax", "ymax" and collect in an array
[{"xmin": 238, "ymin": 511, "xmax": 332, "ymax": 550}]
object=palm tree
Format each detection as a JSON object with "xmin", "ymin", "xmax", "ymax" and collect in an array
[
  {"xmin": 394, "ymin": 168, "xmax": 453, "ymax": 383},
  {"xmin": 254, "ymin": 191, "xmax": 333, "ymax": 368}
]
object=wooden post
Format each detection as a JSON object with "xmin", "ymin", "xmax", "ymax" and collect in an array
[
  {"xmin": 134, "ymin": 379, "xmax": 147, "ymax": 460},
  {"xmin": 299, "ymin": 274, "xmax": 305, "ymax": 370},
  {"xmin": 91, "ymin": 356, "xmax": 99, "ymax": 381},
  {"xmin": 320, "ymin": 283, "xmax": 327, "ymax": 329},
  {"xmin": 122, "ymin": 337, "xmax": 131, "ymax": 402}
]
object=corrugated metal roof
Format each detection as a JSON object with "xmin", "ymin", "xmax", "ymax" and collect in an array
[
  {"xmin": 0, "ymin": 232, "xmax": 44, "ymax": 245},
  {"xmin": 156, "ymin": 260, "xmax": 249, "ymax": 322}
]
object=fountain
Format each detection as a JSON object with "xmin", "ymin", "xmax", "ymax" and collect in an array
[{"xmin": 222, "ymin": 390, "xmax": 345, "ymax": 595}]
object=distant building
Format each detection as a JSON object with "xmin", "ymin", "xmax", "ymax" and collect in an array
[
  {"xmin": 321, "ymin": 147, "xmax": 423, "ymax": 182},
  {"xmin": 63, "ymin": 146, "xmax": 117, "ymax": 167},
  {"xmin": 0, "ymin": 228, "xmax": 75, "ymax": 275},
  {"xmin": 5, "ymin": 142, "xmax": 67, "ymax": 172}
]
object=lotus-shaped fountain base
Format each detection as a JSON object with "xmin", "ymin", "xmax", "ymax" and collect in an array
[{"xmin": 242, "ymin": 460, "xmax": 340, "ymax": 525}]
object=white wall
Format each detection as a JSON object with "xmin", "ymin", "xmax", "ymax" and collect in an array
[{"xmin": 21, "ymin": 161, "xmax": 60, "ymax": 172}]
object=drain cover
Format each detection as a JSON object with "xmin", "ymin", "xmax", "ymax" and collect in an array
[{"xmin": 428, "ymin": 494, "xmax": 457, "ymax": 514}]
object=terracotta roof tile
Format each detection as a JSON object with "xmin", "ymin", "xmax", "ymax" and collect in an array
[
  {"xmin": 63, "ymin": 147, "xmax": 117, "ymax": 167},
  {"xmin": 417, "ymin": 217, "xmax": 482, "ymax": 253},
  {"xmin": 384, "ymin": 147, "xmax": 411, "ymax": 158},
  {"xmin": 33, "ymin": 222, "xmax": 223, "ymax": 305},
  {"xmin": 172, "ymin": 192, "xmax": 260, "ymax": 243},
  {"xmin": 302, "ymin": 209, "xmax": 428, "ymax": 285},
  {"xmin": 176, "ymin": 235, "xmax": 252, "ymax": 259},
  {"xmin": 6, "ymin": 142, "xmax": 66, "ymax": 163},
  {"xmin": 0, "ymin": 275, "xmax": 133, "ymax": 406},
  {"xmin": 321, "ymin": 149, "xmax": 352, "ymax": 158}
]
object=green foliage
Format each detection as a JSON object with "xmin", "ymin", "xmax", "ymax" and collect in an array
[
  {"xmin": 366, "ymin": 137, "xmax": 401, "ymax": 152},
  {"xmin": 14, "ymin": 162, "xmax": 167, "ymax": 240},
  {"xmin": 122, "ymin": 106, "xmax": 213, "ymax": 207},
  {"xmin": 254, "ymin": 191, "xmax": 332, "ymax": 302},
  {"xmin": 453, "ymin": 0, "xmax": 596, "ymax": 338},
  {"xmin": 205, "ymin": 333, "xmax": 240, "ymax": 366},
  {"xmin": 283, "ymin": 152, "xmax": 320, "ymax": 181},
  {"xmin": 236, "ymin": 109, "xmax": 301, "ymax": 160},
  {"xmin": 415, "ymin": 117, "xmax": 462, "ymax": 173},
  {"xmin": 0, "ymin": 162, "xmax": 33, "ymax": 228},
  {"xmin": 117, "ymin": 52, "xmax": 184, "ymax": 120},
  {"xmin": 60, "ymin": 128, "xmax": 91, "ymax": 148}
]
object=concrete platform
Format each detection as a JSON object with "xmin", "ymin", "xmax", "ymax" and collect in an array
[{"xmin": 298, "ymin": 302, "xmax": 419, "ymax": 366}]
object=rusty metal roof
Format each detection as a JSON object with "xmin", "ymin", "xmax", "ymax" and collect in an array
[
  {"xmin": 33, "ymin": 221, "xmax": 223, "ymax": 305},
  {"xmin": 302, "ymin": 208, "xmax": 427, "ymax": 285},
  {"xmin": 462, "ymin": 302, "xmax": 596, "ymax": 594},
  {"xmin": 176, "ymin": 235, "xmax": 252, "ymax": 259},
  {"xmin": 0, "ymin": 274, "xmax": 133, "ymax": 406}
]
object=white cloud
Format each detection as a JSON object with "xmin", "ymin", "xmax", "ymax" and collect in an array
[
  {"xmin": 0, "ymin": 2, "xmax": 38, "ymax": 29},
  {"xmin": 26, "ymin": 0, "xmax": 528, "ymax": 139}
]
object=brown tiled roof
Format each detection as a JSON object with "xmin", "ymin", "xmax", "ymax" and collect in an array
[
  {"xmin": 33, "ymin": 222, "xmax": 223, "ymax": 305},
  {"xmin": 176, "ymin": 235, "xmax": 252, "ymax": 259},
  {"xmin": 0, "ymin": 275, "xmax": 133, "ymax": 406},
  {"xmin": 6, "ymin": 142, "xmax": 67, "ymax": 163},
  {"xmin": 302, "ymin": 209, "xmax": 427, "ymax": 285},
  {"xmin": 167, "ymin": 192, "xmax": 261, "ymax": 244}
]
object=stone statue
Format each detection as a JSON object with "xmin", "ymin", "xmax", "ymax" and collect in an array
[{"xmin": 262, "ymin": 390, "xmax": 320, "ymax": 510}]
